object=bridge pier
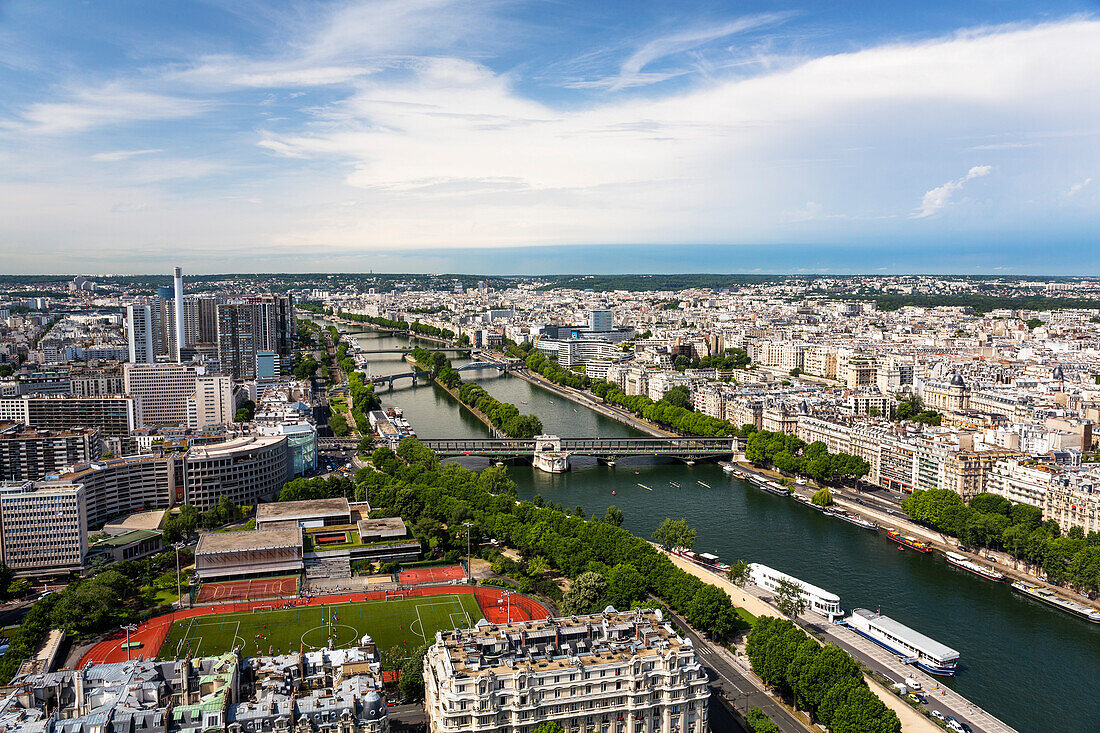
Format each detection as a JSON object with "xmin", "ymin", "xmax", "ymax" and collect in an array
[{"xmin": 533, "ymin": 435, "xmax": 570, "ymax": 473}]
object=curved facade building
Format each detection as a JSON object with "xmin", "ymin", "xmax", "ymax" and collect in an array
[{"xmin": 63, "ymin": 435, "xmax": 289, "ymax": 525}]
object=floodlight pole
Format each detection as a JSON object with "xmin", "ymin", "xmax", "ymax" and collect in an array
[
  {"xmin": 123, "ymin": 624, "xmax": 138, "ymax": 661},
  {"xmin": 463, "ymin": 521, "xmax": 473, "ymax": 582}
]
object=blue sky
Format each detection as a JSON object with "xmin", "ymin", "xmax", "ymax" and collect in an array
[{"xmin": 0, "ymin": 0, "xmax": 1097, "ymax": 274}]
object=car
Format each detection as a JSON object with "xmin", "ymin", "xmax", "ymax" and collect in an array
[
  {"xmin": 904, "ymin": 693, "xmax": 923, "ymax": 705},
  {"xmin": 929, "ymin": 711, "xmax": 946, "ymax": 721}
]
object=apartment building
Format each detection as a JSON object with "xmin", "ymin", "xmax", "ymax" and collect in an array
[
  {"xmin": 0, "ymin": 480, "xmax": 87, "ymax": 575},
  {"xmin": 0, "ymin": 424, "xmax": 101, "ymax": 481},
  {"xmin": 10, "ymin": 395, "xmax": 141, "ymax": 438},
  {"xmin": 424, "ymin": 609, "xmax": 709, "ymax": 733},
  {"xmin": 190, "ymin": 374, "xmax": 235, "ymax": 429}
]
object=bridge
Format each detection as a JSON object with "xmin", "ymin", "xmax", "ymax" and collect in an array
[
  {"xmin": 350, "ymin": 347, "xmax": 474, "ymax": 354},
  {"xmin": 367, "ymin": 369, "xmax": 432, "ymax": 387},
  {"xmin": 318, "ymin": 434, "xmax": 742, "ymax": 472}
]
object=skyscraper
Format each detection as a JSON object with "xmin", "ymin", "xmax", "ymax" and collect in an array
[
  {"xmin": 216, "ymin": 302, "xmax": 256, "ymax": 379},
  {"xmin": 126, "ymin": 304, "xmax": 155, "ymax": 363},
  {"xmin": 173, "ymin": 266, "xmax": 185, "ymax": 362}
]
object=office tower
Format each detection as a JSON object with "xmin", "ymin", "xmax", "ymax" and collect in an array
[
  {"xmin": 126, "ymin": 304, "xmax": 155, "ymax": 363},
  {"xmin": 123, "ymin": 363, "xmax": 200, "ymax": 427},
  {"xmin": 589, "ymin": 308, "xmax": 614, "ymax": 332},
  {"xmin": 173, "ymin": 266, "xmax": 185, "ymax": 362},
  {"xmin": 255, "ymin": 351, "xmax": 278, "ymax": 380}
]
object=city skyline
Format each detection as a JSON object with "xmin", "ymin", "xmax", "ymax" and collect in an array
[{"xmin": 1, "ymin": 0, "xmax": 1098, "ymax": 272}]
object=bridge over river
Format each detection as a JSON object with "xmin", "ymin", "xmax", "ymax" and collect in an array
[{"xmin": 318, "ymin": 434, "xmax": 742, "ymax": 472}]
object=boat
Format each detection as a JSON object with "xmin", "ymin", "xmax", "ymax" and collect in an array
[
  {"xmin": 671, "ymin": 547, "xmax": 731, "ymax": 573},
  {"xmin": 794, "ymin": 494, "xmax": 822, "ymax": 510},
  {"xmin": 669, "ymin": 482, "xmax": 680, "ymax": 488},
  {"xmin": 611, "ymin": 491, "xmax": 616, "ymax": 496},
  {"xmin": 748, "ymin": 475, "xmax": 790, "ymax": 496},
  {"xmin": 636, "ymin": 483, "xmax": 652, "ymax": 491},
  {"xmin": 721, "ymin": 463, "xmax": 735, "ymax": 473},
  {"xmin": 845, "ymin": 608, "xmax": 959, "ymax": 675},
  {"xmin": 944, "ymin": 551, "xmax": 1004, "ymax": 581},
  {"xmin": 698, "ymin": 481, "xmax": 711, "ymax": 488},
  {"xmin": 749, "ymin": 563, "xmax": 843, "ymax": 621},
  {"xmin": 887, "ymin": 530, "xmax": 932, "ymax": 553},
  {"xmin": 1011, "ymin": 581, "xmax": 1100, "ymax": 622},
  {"xmin": 830, "ymin": 509, "xmax": 878, "ymax": 530}
]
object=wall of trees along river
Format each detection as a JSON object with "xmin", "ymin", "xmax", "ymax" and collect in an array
[{"xmin": 327, "ymin": 319, "xmax": 1100, "ymax": 733}]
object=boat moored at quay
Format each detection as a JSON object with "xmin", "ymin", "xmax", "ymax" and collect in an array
[
  {"xmin": 671, "ymin": 547, "xmax": 732, "ymax": 573},
  {"xmin": 944, "ymin": 551, "xmax": 1004, "ymax": 582},
  {"xmin": 1011, "ymin": 581, "xmax": 1100, "ymax": 623},
  {"xmin": 887, "ymin": 529, "xmax": 933, "ymax": 553},
  {"xmin": 749, "ymin": 563, "xmax": 843, "ymax": 621},
  {"xmin": 846, "ymin": 608, "xmax": 959, "ymax": 675},
  {"xmin": 825, "ymin": 507, "xmax": 878, "ymax": 530}
]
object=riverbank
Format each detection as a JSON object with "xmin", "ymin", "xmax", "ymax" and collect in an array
[
  {"xmin": 402, "ymin": 355, "xmax": 505, "ymax": 439},
  {"xmin": 500, "ymin": 361, "xmax": 678, "ymax": 438},
  {"xmin": 663, "ymin": 550, "xmax": 941, "ymax": 733},
  {"xmin": 739, "ymin": 462, "xmax": 1100, "ymax": 616}
]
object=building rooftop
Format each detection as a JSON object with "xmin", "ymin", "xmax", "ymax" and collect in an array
[
  {"xmin": 256, "ymin": 497, "xmax": 350, "ymax": 522},
  {"xmin": 434, "ymin": 608, "xmax": 689, "ymax": 677},
  {"xmin": 196, "ymin": 527, "xmax": 303, "ymax": 555}
]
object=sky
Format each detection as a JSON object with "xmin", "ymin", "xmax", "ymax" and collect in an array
[{"xmin": 0, "ymin": 0, "xmax": 1098, "ymax": 275}]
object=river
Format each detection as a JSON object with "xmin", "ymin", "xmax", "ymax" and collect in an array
[{"xmin": 330, "ymin": 320, "xmax": 1099, "ymax": 733}]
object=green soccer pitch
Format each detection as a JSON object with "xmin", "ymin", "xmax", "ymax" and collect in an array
[{"xmin": 158, "ymin": 594, "xmax": 484, "ymax": 660}]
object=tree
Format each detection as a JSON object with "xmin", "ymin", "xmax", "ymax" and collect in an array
[
  {"xmin": 653, "ymin": 518, "xmax": 696, "ymax": 549},
  {"xmin": 606, "ymin": 563, "xmax": 647, "ymax": 609},
  {"xmin": 686, "ymin": 584, "xmax": 739, "ymax": 638},
  {"xmin": 533, "ymin": 724, "xmax": 565, "ymax": 733},
  {"xmin": 811, "ymin": 488, "xmax": 834, "ymax": 507},
  {"xmin": 479, "ymin": 465, "xmax": 516, "ymax": 495},
  {"xmin": 728, "ymin": 559, "xmax": 752, "ymax": 587},
  {"xmin": 663, "ymin": 385, "xmax": 692, "ymax": 409},
  {"xmin": 772, "ymin": 577, "xmax": 809, "ymax": 618},
  {"xmin": 398, "ymin": 643, "xmax": 429, "ymax": 700},
  {"xmin": 560, "ymin": 571, "xmax": 608, "ymax": 615},
  {"xmin": 747, "ymin": 708, "xmax": 781, "ymax": 733},
  {"xmin": 602, "ymin": 505, "xmax": 624, "ymax": 527},
  {"xmin": 329, "ymin": 413, "xmax": 350, "ymax": 436},
  {"xmin": 7, "ymin": 578, "xmax": 31, "ymax": 599},
  {"xmin": 0, "ymin": 563, "xmax": 12, "ymax": 601}
]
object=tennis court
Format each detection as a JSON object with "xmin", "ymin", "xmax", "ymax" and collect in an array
[
  {"xmin": 158, "ymin": 593, "xmax": 483, "ymax": 660},
  {"xmin": 396, "ymin": 564, "xmax": 466, "ymax": 585}
]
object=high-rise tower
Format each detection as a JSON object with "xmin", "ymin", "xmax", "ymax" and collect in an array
[{"xmin": 173, "ymin": 266, "xmax": 184, "ymax": 361}]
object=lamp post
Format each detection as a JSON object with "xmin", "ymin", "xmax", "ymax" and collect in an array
[
  {"xmin": 123, "ymin": 623, "xmax": 138, "ymax": 661},
  {"xmin": 462, "ymin": 521, "xmax": 474, "ymax": 583},
  {"xmin": 174, "ymin": 543, "xmax": 184, "ymax": 608}
]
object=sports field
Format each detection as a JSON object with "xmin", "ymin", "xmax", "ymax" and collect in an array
[{"xmin": 157, "ymin": 593, "xmax": 483, "ymax": 660}]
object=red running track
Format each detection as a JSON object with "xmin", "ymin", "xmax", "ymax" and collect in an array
[{"xmin": 77, "ymin": 585, "xmax": 550, "ymax": 668}]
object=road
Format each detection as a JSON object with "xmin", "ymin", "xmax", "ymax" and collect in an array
[{"xmin": 662, "ymin": 608, "xmax": 810, "ymax": 733}]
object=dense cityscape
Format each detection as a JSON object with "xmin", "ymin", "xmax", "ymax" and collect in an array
[
  {"xmin": 3, "ymin": 0, "xmax": 1098, "ymax": 731},
  {"xmin": 0, "ymin": 271, "xmax": 1097, "ymax": 733}
]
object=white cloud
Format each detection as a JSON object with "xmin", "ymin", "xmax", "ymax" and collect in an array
[
  {"xmin": 912, "ymin": 165, "xmax": 993, "ymax": 219},
  {"xmin": 1066, "ymin": 177, "xmax": 1092, "ymax": 196},
  {"xmin": 90, "ymin": 148, "xmax": 163, "ymax": 162},
  {"xmin": 2, "ymin": 85, "xmax": 207, "ymax": 135}
]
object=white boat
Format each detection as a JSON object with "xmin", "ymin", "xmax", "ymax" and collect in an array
[
  {"xmin": 944, "ymin": 551, "xmax": 1004, "ymax": 581},
  {"xmin": 749, "ymin": 563, "xmax": 843, "ymax": 621},
  {"xmin": 1011, "ymin": 581, "xmax": 1100, "ymax": 622},
  {"xmin": 830, "ymin": 509, "xmax": 878, "ymax": 530},
  {"xmin": 845, "ymin": 608, "xmax": 959, "ymax": 675}
]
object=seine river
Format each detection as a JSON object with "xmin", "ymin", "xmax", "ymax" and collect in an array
[{"xmin": 335, "ymin": 322, "xmax": 1100, "ymax": 732}]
